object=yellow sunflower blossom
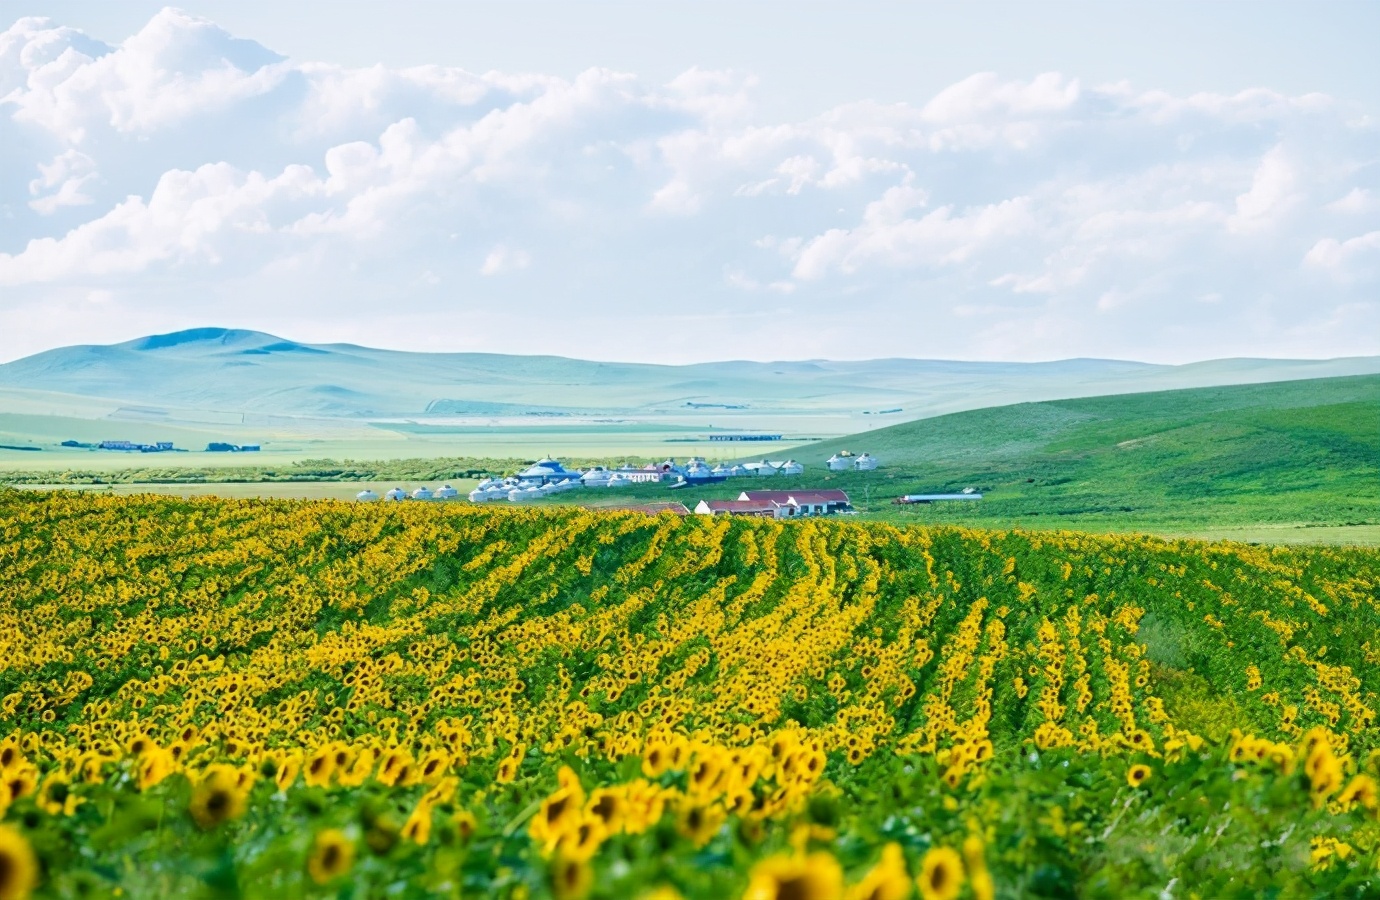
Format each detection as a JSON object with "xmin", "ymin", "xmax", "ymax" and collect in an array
[
  {"xmin": 306, "ymin": 828, "xmax": 355, "ymax": 885},
  {"xmin": 0, "ymin": 825, "xmax": 39, "ymax": 900},
  {"xmin": 742, "ymin": 851, "xmax": 844, "ymax": 900},
  {"xmin": 917, "ymin": 846, "xmax": 964, "ymax": 900}
]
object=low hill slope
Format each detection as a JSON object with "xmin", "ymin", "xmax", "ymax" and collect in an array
[
  {"xmin": 2, "ymin": 493, "xmax": 1379, "ymax": 894},
  {"xmin": 2, "ymin": 326, "xmax": 1377, "ymax": 421},
  {"xmin": 770, "ymin": 374, "xmax": 1380, "ymax": 532}
]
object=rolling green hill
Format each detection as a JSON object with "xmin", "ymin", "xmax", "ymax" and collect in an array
[
  {"xmin": 800, "ymin": 374, "xmax": 1380, "ymax": 533},
  {"xmin": 577, "ymin": 374, "xmax": 1379, "ymax": 540}
]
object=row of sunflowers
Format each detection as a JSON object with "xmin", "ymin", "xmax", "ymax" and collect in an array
[{"xmin": 1, "ymin": 490, "xmax": 1379, "ymax": 897}]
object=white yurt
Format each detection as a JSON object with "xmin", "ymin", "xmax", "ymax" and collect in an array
[
  {"xmin": 435, "ymin": 484, "xmax": 458, "ymax": 499},
  {"xmin": 607, "ymin": 473, "xmax": 633, "ymax": 487},
  {"xmin": 467, "ymin": 488, "xmax": 489, "ymax": 502},
  {"xmin": 384, "ymin": 487, "xmax": 406, "ymax": 501},
  {"xmin": 411, "ymin": 486, "xmax": 433, "ymax": 500},
  {"xmin": 853, "ymin": 453, "xmax": 879, "ymax": 471},
  {"xmin": 780, "ymin": 460, "xmax": 805, "ymax": 476},
  {"xmin": 728, "ymin": 464, "xmax": 748, "ymax": 477},
  {"xmin": 711, "ymin": 464, "xmax": 731, "ymax": 477},
  {"xmin": 356, "ymin": 489, "xmax": 379, "ymax": 501},
  {"xmin": 582, "ymin": 466, "xmax": 613, "ymax": 487},
  {"xmin": 827, "ymin": 454, "xmax": 852, "ymax": 472}
]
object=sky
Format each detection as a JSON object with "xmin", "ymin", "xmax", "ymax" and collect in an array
[{"xmin": 1, "ymin": 2, "xmax": 1377, "ymax": 364}]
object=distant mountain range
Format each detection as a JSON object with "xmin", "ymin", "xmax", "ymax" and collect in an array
[{"xmin": 2, "ymin": 327, "xmax": 1378, "ymax": 422}]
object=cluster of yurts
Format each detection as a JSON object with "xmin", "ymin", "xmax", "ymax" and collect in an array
[{"xmin": 355, "ymin": 452, "xmax": 877, "ymax": 504}]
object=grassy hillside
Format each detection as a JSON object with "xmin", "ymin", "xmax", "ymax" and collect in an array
[
  {"xmin": 3, "ymin": 493, "xmax": 1380, "ymax": 896},
  {"xmin": 575, "ymin": 375, "xmax": 1380, "ymax": 537}
]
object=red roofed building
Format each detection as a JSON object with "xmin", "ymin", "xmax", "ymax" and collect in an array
[
  {"xmin": 693, "ymin": 499, "xmax": 778, "ymax": 517},
  {"xmin": 694, "ymin": 489, "xmax": 851, "ymax": 518},
  {"xmin": 738, "ymin": 489, "xmax": 851, "ymax": 516}
]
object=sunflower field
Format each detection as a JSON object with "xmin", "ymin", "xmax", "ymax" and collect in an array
[{"xmin": 2, "ymin": 491, "xmax": 1379, "ymax": 899}]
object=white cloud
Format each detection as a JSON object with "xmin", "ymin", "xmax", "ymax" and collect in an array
[
  {"xmin": 28, "ymin": 148, "xmax": 96, "ymax": 213},
  {"xmin": 1226, "ymin": 146, "xmax": 1299, "ymax": 234},
  {"xmin": 1304, "ymin": 231, "xmax": 1380, "ymax": 280},
  {"xmin": 0, "ymin": 11, "xmax": 1376, "ymax": 364},
  {"xmin": 1326, "ymin": 188, "xmax": 1376, "ymax": 215},
  {"xmin": 480, "ymin": 245, "xmax": 531, "ymax": 275},
  {"xmin": 791, "ymin": 189, "xmax": 1036, "ymax": 280}
]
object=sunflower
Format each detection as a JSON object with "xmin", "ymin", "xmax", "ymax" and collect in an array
[
  {"xmin": 0, "ymin": 824, "xmax": 38, "ymax": 900},
  {"xmin": 136, "ymin": 748, "xmax": 175, "ymax": 792},
  {"xmin": 550, "ymin": 855, "xmax": 593, "ymax": 900},
  {"xmin": 452, "ymin": 809, "xmax": 478, "ymax": 844},
  {"xmin": 847, "ymin": 843, "xmax": 910, "ymax": 900},
  {"xmin": 494, "ymin": 746, "xmax": 525, "ymax": 784},
  {"xmin": 554, "ymin": 815, "xmax": 608, "ymax": 863},
  {"xmin": 36, "ymin": 774, "xmax": 81, "ymax": 817},
  {"xmin": 3, "ymin": 769, "xmax": 36, "ymax": 805},
  {"xmin": 586, "ymin": 788, "xmax": 626, "ymax": 833},
  {"xmin": 303, "ymin": 747, "xmax": 336, "ymax": 788},
  {"xmin": 675, "ymin": 802, "xmax": 725, "ymax": 848},
  {"xmin": 306, "ymin": 828, "xmax": 355, "ymax": 885},
  {"xmin": 743, "ymin": 852, "xmax": 845, "ymax": 900},
  {"xmin": 402, "ymin": 800, "xmax": 433, "ymax": 846},
  {"xmin": 531, "ymin": 784, "xmax": 585, "ymax": 848},
  {"xmin": 917, "ymin": 847, "xmax": 964, "ymax": 900},
  {"xmin": 962, "ymin": 836, "xmax": 994, "ymax": 900},
  {"xmin": 1339, "ymin": 774, "xmax": 1379, "ymax": 811},
  {"xmin": 642, "ymin": 742, "xmax": 670, "ymax": 778},
  {"xmin": 1126, "ymin": 764, "xmax": 1152, "ymax": 788},
  {"xmin": 274, "ymin": 752, "xmax": 303, "ymax": 792},
  {"xmin": 688, "ymin": 755, "xmax": 724, "ymax": 797},
  {"xmin": 188, "ymin": 766, "xmax": 247, "ymax": 830},
  {"xmin": 337, "ymin": 751, "xmax": 375, "ymax": 788},
  {"xmin": 1309, "ymin": 756, "xmax": 1344, "ymax": 807},
  {"xmin": 418, "ymin": 751, "xmax": 450, "ymax": 784}
]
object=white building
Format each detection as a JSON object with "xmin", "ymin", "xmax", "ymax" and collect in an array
[
  {"xmin": 581, "ymin": 466, "xmax": 613, "ymax": 487},
  {"xmin": 827, "ymin": 454, "xmax": 852, "ymax": 471},
  {"xmin": 411, "ymin": 486, "xmax": 433, "ymax": 500},
  {"xmin": 384, "ymin": 487, "xmax": 407, "ymax": 502},
  {"xmin": 853, "ymin": 453, "xmax": 879, "ymax": 471},
  {"xmin": 612, "ymin": 466, "xmax": 662, "ymax": 483},
  {"xmin": 516, "ymin": 458, "xmax": 581, "ymax": 485},
  {"xmin": 744, "ymin": 459, "xmax": 803, "ymax": 476},
  {"xmin": 356, "ymin": 489, "xmax": 379, "ymax": 501},
  {"xmin": 435, "ymin": 484, "xmax": 459, "ymax": 499}
]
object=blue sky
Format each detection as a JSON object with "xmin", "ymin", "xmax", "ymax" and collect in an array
[{"xmin": 1, "ymin": 3, "xmax": 1377, "ymax": 363}]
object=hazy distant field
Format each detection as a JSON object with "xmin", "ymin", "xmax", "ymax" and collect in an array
[
  {"xmin": 13, "ymin": 480, "xmax": 481, "ymax": 501},
  {"xmin": 0, "ymin": 426, "xmax": 822, "ymax": 473}
]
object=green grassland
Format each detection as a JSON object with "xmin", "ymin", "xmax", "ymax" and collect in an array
[
  {"xmin": 557, "ymin": 375, "xmax": 1380, "ymax": 542},
  {"xmin": 5, "ymin": 373, "xmax": 1375, "ymax": 545}
]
